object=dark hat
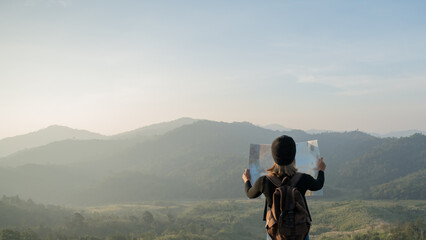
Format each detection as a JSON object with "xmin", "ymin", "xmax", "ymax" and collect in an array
[{"xmin": 271, "ymin": 135, "xmax": 296, "ymax": 166}]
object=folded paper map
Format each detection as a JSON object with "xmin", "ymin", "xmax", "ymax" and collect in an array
[{"xmin": 248, "ymin": 140, "xmax": 323, "ymax": 196}]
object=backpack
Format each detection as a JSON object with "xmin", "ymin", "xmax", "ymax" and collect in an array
[{"xmin": 264, "ymin": 173, "xmax": 311, "ymax": 240}]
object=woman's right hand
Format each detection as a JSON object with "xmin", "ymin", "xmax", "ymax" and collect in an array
[
  {"xmin": 317, "ymin": 157, "xmax": 326, "ymax": 171},
  {"xmin": 242, "ymin": 168, "xmax": 251, "ymax": 183}
]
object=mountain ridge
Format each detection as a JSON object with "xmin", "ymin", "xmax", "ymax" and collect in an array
[
  {"xmin": 0, "ymin": 125, "xmax": 107, "ymax": 158},
  {"xmin": 3, "ymin": 119, "xmax": 424, "ymax": 159},
  {"xmin": 0, "ymin": 118, "xmax": 199, "ymax": 158},
  {"xmin": 0, "ymin": 120, "xmax": 424, "ymax": 205},
  {"xmin": 110, "ymin": 117, "xmax": 199, "ymax": 139}
]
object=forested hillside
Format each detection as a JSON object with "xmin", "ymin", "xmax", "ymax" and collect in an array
[
  {"xmin": 336, "ymin": 134, "xmax": 426, "ymax": 189},
  {"xmin": 0, "ymin": 120, "xmax": 425, "ymax": 205},
  {"xmin": 370, "ymin": 169, "xmax": 426, "ymax": 200},
  {"xmin": 0, "ymin": 195, "xmax": 72, "ymax": 228},
  {"xmin": 0, "ymin": 196, "xmax": 424, "ymax": 240},
  {"xmin": 0, "ymin": 139, "xmax": 131, "ymax": 167}
]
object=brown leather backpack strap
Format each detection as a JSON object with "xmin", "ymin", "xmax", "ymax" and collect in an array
[
  {"xmin": 290, "ymin": 172, "xmax": 303, "ymax": 187},
  {"xmin": 281, "ymin": 176, "xmax": 290, "ymax": 186},
  {"xmin": 285, "ymin": 186, "xmax": 294, "ymax": 210},
  {"xmin": 264, "ymin": 174, "xmax": 281, "ymax": 221},
  {"xmin": 291, "ymin": 188, "xmax": 297, "ymax": 207},
  {"xmin": 263, "ymin": 200, "xmax": 267, "ymax": 221},
  {"xmin": 278, "ymin": 187, "xmax": 284, "ymax": 212},
  {"xmin": 266, "ymin": 174, "xmax": 282, "ymax": 187},
  {"xmin": 291, "ymin": 172, "xmax": 313, "ymax": 222}
]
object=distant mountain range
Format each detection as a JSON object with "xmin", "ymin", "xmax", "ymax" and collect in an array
[
  {"xmin": 110, "ymin": 117, "xmax": 198, "ymax": 139},
  {"xmin": 263, "ymin": 124, "xmax": 426, "ymax": 138},
  {"xmin": 261, "ymin": 124, "xmax": 293, "ymax": 132},
  {"xmin": 2, "ymin": 120, "xmax": 423, "ymax": 159},
  {"xmin": 0, "ymin": 119, "xmax": 424, "ymax": 205},
  {"xmin": 369, "ymin": 129, "xmax": 426, "ymax": 138},
  {"xmin": 0, "ymin": 125, "xmax": 107, "ymax": 158},
  {"xmin": 0, "ymin": 118, "xmax": 198, "ymax": 158}
]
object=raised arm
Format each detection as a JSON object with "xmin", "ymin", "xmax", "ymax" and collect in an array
[
  {"xmin": 307, "ymin": 157, "xmax": 326, "ymax": 191},
  {"xmin": 243, "ymin": 169, "xmax": 263, "ymax": 198}
]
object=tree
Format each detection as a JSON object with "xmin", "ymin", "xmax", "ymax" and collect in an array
[
  {"xmin": 142, "ymin": 211, "xmax": 154, "ymax": 226},
  {"xmin": 1, "ymin": 229, "xmax": 21, "ymax": 240},
  {"xmin": 71, "ymin": 212, "xmax": 85, "ymax": 229},
  {"xmin": 20, "ymin": 229, "xmax": 40, "ymax": 240}
]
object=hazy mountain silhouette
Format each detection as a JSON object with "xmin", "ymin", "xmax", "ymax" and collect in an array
[
  {"xmin": 0, "ymin": 118, "xmax": 199, "ymax": 158},
  {"xmin": 262, "ymin": 123, "xmax": 292, "ymax": 132},
  {"xmin": 0, "ymin": 120, "xmax": 424, "ymax": 205},
  {"xmin": 110, "ymin": 117, "xmax": 199, "ymax": 139},
  {"xmin": 262, "ymin": 124, "xmax": 340, "ymax": 135},
  {"xmin": 370, "ymin": 129, "xmax": 426, "ymax": 138},
  {"xmin": 0, "ymin": 125, "xmax": 106, "ymax": 158},
  {"xmin": 0, "ymin": 139, "xmax": 132, "ymax": 167}
]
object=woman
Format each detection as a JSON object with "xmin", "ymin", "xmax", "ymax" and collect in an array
[{"xmin": 242, "ymin": 135, "xmax": 326, "ymax": 240}]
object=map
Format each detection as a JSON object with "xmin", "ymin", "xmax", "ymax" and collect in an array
[{"xmin": 248, "ymin": 140, "xmax": 323, "ymax": 196}]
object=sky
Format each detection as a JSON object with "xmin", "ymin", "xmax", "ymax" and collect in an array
[{"xmin": 1, "ymin": 0, "xmax": 425, "ymax": 139}]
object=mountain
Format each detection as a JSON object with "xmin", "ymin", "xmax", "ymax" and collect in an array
[
  {"xmin": 0, "ymin": 120, "xmax": 309, "ymax": 204},
  {"xmin": 262, "ymin": 124, "xmax": 292, "ymax": 132},
  {"xmin": 265, "ymin": 127, "xmax": 426, "ymax": 138},
  {"xmin": 370, "ymin": 129, "xmax": 426, "ymax": 138},
  {"xmin": 0, "ymin": 125, "xmax": 106, "ymax": 158},
  {"xmin": 336, "ymin": 133, "xmax": 426, "ymax": 189},
  {"xmin": 0, "ymin": 164, "xmax": 94, "ymax": 204},
  {"xmin": 262, "ymin": 124, "xmax": 333, "ymax": 134},
  {"xmin": 0, "ymin": 118, "xmax": 199, "ymax": 159},
  {"xmin": 305, "ymin": 129, "xmax": 333, "ymax": 134},
  {"xmin": 0, "ymin": 120, "xmax": 424, "ymax": 205},
  {"xmin": 110, "ymin": 117, "xmax": 199, "ymax": 139},
  {"xmin": 0, "ymin": 139, "xmax": 132, "ymax": 167},
  {"xmin": 369, "ymin": 169, "xmax": 426, "ymax": 200}
]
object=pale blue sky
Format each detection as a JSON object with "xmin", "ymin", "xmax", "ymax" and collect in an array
[{"xmin": 1, "ymin": 0, "xmax": 425, "ymax": 139}]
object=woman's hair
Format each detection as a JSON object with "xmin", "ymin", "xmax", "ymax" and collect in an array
[{"xmin": 267, "ymin": 161, "xmax": 298, "ymax": 178}]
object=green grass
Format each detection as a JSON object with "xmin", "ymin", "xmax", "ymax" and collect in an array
[
  {"xmin": 82, "ymin": 199, "xmax": 425, "ymax": 240},
  {"xmin": 1, "ymin": 198, "xmax": 425, "ymax": 239},
  {"xmin": 307, "ymin": 200, "xmax": 425, "ymax": 239}
]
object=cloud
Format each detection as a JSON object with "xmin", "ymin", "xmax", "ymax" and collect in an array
[
  {"xmin": 337, "ymin": 88, "xmax": 380, "ymax": 96},
  {"xmin": 24, "ymin": 0, "xmax": 71, "ymax": 7},
  {"xmin": 54, "ymin": 0, "xmax": 72, "ymax": 6},
  {"xmin": 280, "ymin": 63, "xmax": 426, "ymax": 97}
]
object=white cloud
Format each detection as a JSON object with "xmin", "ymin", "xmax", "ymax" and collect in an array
[
  {"xmin": 337, "ymin": 88, "xmax": 380, "ymax": 96},
  {"xmin": 281, "ymin": 64, "xmax": 426, "ymax": 96},
  {"xmin": 24, "ymin": 0, "xmax": 71, "ymax": 7}
]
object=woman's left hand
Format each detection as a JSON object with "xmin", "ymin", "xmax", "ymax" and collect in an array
[{"xmin": 242, "ymin": 168, "xmax": 251, "ymax": 183}]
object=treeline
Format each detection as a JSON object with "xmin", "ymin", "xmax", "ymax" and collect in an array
[
  {"xmin": 343, "ymin": 218, "xmax": 425, "ymax": 240},
  {"xmin": 1, "ymin": 196, "xmax": 425, "ymax": 240},
  {"xmin": 2, "ymin": 218, "xmax": 423, "ymax": 240},
  {"xmin": 0, "ymin": 196, "xmax": 265, "ymax": 240},
  {"xmin": 0, "ymin": 195, "xmax": 71, "ymax": 228}
]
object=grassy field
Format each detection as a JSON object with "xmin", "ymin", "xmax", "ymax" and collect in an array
[
  {"xmin": 1, "ymin": 196, "xmax": 424, "ymax": 239},
  {"xmin": 82, "ymin": 199, "xmax": 425, "ymax": 240},
  {"xmin": 308, "ymin": 199, "xmax": 425, "ymax": 239}
]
